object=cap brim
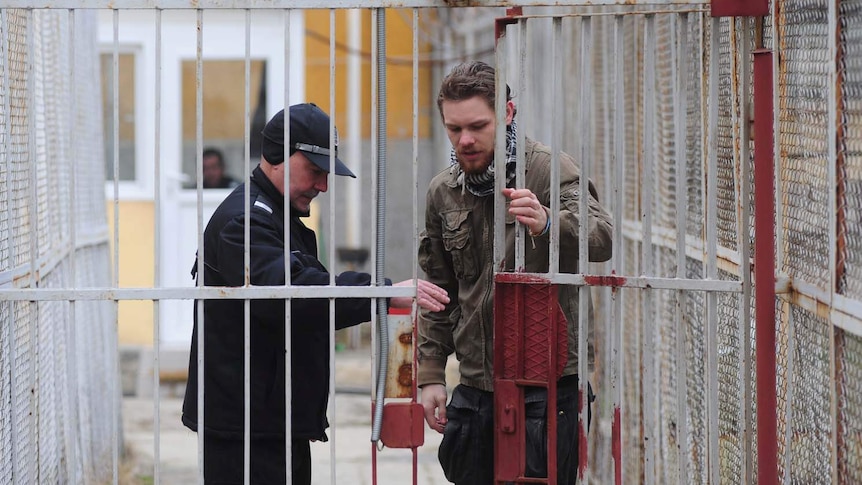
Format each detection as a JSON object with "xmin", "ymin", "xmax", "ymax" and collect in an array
[{"xmin": 303, "ymin": 151, "xmax": 357, "ymax": 178}]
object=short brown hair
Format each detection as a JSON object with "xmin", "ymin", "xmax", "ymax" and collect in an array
[{"xmin": 436, "ymin": 61, "xmax": 512, "ymax": 117}]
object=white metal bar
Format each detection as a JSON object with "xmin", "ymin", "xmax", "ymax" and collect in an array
[
  {"xmin": 0, "ymin": 277, "xmax": 739, "ymax": 300},
  {"xmin": 641, "ymin": 13, "xmax": 656, "ymax": 485},
  {"xmin": 706, "ymin": 16, "xmax": 720, "ymax": 485},
  {"xmin": 672, "ymin": 12, "xmax": 689, "ymax": 485},
  {"xmin": 153, "ymin": 8, "xmax": 163, "ymax": 485},
  {"xmin": 494, "ymin": 25, "xmax": 508, "ymax": 273},
  {"xmin": 243, "ymin": 10, "xmax": 252, "ymax": 485},
  {"xmin": 577, "ymin": 15, "xmax": 592, "ymax": 484},
  {"xmin": 412, "ymin": 8, "xmax": 419, "ymax": 288},
  {"xmin": 549, "ymin": 17, "xmax": 561, "ymax": 276},
  {"xmin": 110, "ymin": 10, "xmax": 121, "ymax": 484},
  {"xmin": 514, "ymin": 18, "xmax": 527, "ymax": 269},
  {"xmin": 4, "ymin": 0, "xmax": 712, "ymax": 8},
  {"xmin": 611, "ymin": 13, "xmax": 626, "ymax": 484},
  {"xmin": 194, "ymin": 9, "xmax": 205, "ymax": 484},
  {"xmin": 283, "ymin": 9, "xmax": 293, "ymax": 485},
  {"xmin": 27, "ymin": 9, "xmax": 41, "ymax": 484},
  {"xmin": 827, "ymin": 2, "xmax": 840, "ymax": 483},
  {"xmin": 781, "ymin": 305, "xmax": 795, "ymax": 485},
  {"xmin": 65, "ymin": 10, "xmax": 80, "ymax": 484},
  {"xmin": 735, "ymin": 16, "xmax": 753, "ymax": 485},
  {"xmin": 370, "ymin": 10, "xmax": 379, "ymax": 425},
  {"xmin": 328, "ymin": 9, "xmax": 337, "ymax": 483},
  {"xmin": 621, "ymin": 220, "xmax": 744, "ymax": 275},
  {"xmin": 1, "ymin": 12, "xmax": 20, "ymax": 482},
  {"xmin": 345, "ymin": 7, "xmax": 363, "ymax": 349}
]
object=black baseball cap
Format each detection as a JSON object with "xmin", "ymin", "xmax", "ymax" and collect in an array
[{"xmin": 260, "ymin": 103, "xmax": 356, "ymax": 178}]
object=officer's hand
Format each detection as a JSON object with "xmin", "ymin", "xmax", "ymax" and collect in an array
[
  {"xmin": 420, "ymin": 384, "xmax": 448, "ymax": 434},
  {"xmin": 391, "ymin": 279, "xmax": 450, "ymax": 312}
]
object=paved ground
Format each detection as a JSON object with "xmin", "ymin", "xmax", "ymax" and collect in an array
[{"xmin": 122, "ymin": 350, "xmax": 456, "ymax": 484}]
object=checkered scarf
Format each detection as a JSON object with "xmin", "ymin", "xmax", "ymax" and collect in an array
[{"xmin": 450, "ymin": 120, "xmax": 518, "ymax": 197}]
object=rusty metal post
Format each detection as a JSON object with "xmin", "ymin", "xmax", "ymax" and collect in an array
[{"xmin": 753, "ymin": 48, "xmax": 777, "ymax": 485}]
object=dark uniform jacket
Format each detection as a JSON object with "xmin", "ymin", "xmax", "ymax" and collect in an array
[{"xmin": 182, "ymin": 165, "xmax": 376, "ymax": 441}]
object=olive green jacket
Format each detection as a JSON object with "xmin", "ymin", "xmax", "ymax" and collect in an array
[{"xmin": 417, "ymin": 137, "xmax": 613, "ymax": 392}]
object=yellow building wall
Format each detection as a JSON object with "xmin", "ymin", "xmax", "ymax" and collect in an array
[
  {"xmin": 107, "ymin": 201, "xmax": 155, "ymax": 346},
  {"xmin": 305, "ymin": 9, "xmax": 435, "ymax": 139}
]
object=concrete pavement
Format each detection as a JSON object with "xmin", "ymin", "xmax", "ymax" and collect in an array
[{"xmin": 121, "ymin": 349, "xmax": 456, "ymax": 484}]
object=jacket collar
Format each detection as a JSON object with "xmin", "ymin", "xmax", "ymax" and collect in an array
[{"xmin": 250, "ymin": 164, "xmax": 312, "ymax": 218}]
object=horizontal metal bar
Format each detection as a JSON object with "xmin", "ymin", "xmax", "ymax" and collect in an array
[
  {"xmin": 0, "ymin": 285, "xmax": 415, "ymax": 301},
  {"xmin": 782, "ymin": 278, "xmax": 862, "ymax": 336},
  {"xmin": 506, "ymin": 7, "xmax": 708, "ymax": 19},
  {"xmin": 0, "ymin": 230, "xmax": 109, "ymax": 287},
  {"xmin": 496, "ymin": 272, "xmax": 742, "ymax": 292},
  {"xmin": 1, "ymin": 0, "xmax": 709, "ymax": 8},
  {"xmin": 622, "ymin": 220, "xmax": 744, "ymax": 275}
]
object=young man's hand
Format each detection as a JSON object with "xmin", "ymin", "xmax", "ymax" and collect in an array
[
  {"xmin": 502, "ymin": 187, "xmax": 549, "ymax": 236},
  {"xmin": 420, "ymin": 384, "xmax": 448, "ymax": 433}
]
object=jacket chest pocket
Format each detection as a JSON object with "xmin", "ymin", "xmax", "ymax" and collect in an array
[{"xmin": 441, "ymin": 209, "xmax": 477, "ymax": 281}]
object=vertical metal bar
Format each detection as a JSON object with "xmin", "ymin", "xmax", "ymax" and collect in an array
[
  {"xmin": 26, "ymin": 9, "xmax": 40, "ymax": 483},
  {"xmin": 111, "ymin": 10, "xmax": 121, "ymax": 485},
  {"xmin": 371, "ymin": 5, "xmax": 390, "ymax": 452},
  {"xmin": 194, "ymin": 8, "xmax": 205, "ymax": 484},
  {"xmin": 770, "ymin": 0, "xmax": 784, "ymax": 278},
  {"xmin": 243, "ymin": 10, "xmax": 252, "ymax": 485},
  {"xmin": 65, "ymin": 10, "xmax": 80, "ymax": 484},
  {"xmin": 1, "ymin": 9, "xmax": 18, "ymax": 483},
  {"xmin": 345, "ymin": 7, "xmax": 362, "ymax": 349},
  {"xmin": 577, "ymin": 14, "xmax": 592, "ymax": 484},
  {"xmin": 640, "ymin": 14, "xmax": 656, "ymax": 485},
  {"xmin": 827, "ymin": 1, "xmax": 840, "ymax": 482},
  {"xmin": 412, "ymin": 7, "xmax": 419, "ymax": 297},
  {"xmin": 411, "ymin": 10, "xmax": 420, "ymax": 484},
  {"xmin": 153, "ymin": 8, "xmax": 162, "ymax": 485},
  {"xmin": 514, "ymin": 18, "xmax": 526, "ymax": 269},
  {"xmin": 611, "ymin": 15, "xmax": 625, "ymax": 485},
  {"xmin": 549, "ymin": 18, "xmax": 561, "ymax": 276},
  {"xmin": 672, "ymin": 12, "xmax": 690, "ymax": 485},
  {"xmin": 370, "ymin": 11, "xmax": 379, "ymax": 450},
  {"xmin": 494, "ymin": 22, "xmax": 508, "ymax": 274},
  {"xmin": 706, "ymin": 17, "xmax": 721, "ymax": 485},
  {"xmin": 327, "ymin": 9, "xmax": 337, "ymax": 483},
  {"xmin": 735, "ymin": 16, "xmax": 753, "ymax": 485},
  {"xmin": 752, "ymin": 47, "xmax": 776, "ymax": 485},
  {"xmin": 283, "ymin": 9, "xmax": 293, "ymax": 485}
]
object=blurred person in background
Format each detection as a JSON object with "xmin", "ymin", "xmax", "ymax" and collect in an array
[{"xmin": 202, "ymin": 147, "xmax": 240, "ymax": 189}]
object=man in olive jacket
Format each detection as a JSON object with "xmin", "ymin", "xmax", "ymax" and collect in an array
[
  {"xmin": 418, "ymin": 61, "xmax": 613, "ymax": 484},
  {"xmin": 182, "ymin": 103, "xmax": 448, "ymax": 485}
]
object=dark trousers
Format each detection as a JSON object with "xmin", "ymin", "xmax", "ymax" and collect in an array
[
  {"xmin": 438, "ymin": 375, "xmax": 591, "ymax": 485},
  {"xmin": 203, "ymin": 436, "xmax": 310, "ymax": 485}
]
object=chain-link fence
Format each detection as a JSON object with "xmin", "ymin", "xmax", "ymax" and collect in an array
[
  {"xmin": 0, "ymin": 9, "xmax": 116, "ymax": 484},
  {"xmin": 2, "ymin": 1, "xmax": 862, "ymax": 484}
]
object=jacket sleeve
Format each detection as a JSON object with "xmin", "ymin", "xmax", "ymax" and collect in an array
[
  {"xmin": 536, "ymin": 152, "xmax": 613, "ymax": 265},
  {"xmin": 216, "ymin": 210, "xmax": 379, "ymax": 330},
  {"xmin": 416, "ymin": 187, "xmax": 460, "ymax": 387}
]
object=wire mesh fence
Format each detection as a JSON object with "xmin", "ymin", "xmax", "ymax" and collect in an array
[{"xmin": 1, "ymin": 1, "xmax": 862, "ymax": 484}]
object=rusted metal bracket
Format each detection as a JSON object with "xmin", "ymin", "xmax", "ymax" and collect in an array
[
  {"xmin": 377, "ymin": 402, "xmax": 425, "ymax": 449},
  {"xmin": 710, "ymin": 0, "xmax": 768, "ymax": 17},
  {"xmin": 495, "ymin": 7, "xmax": 522, "ymax": 43}
]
